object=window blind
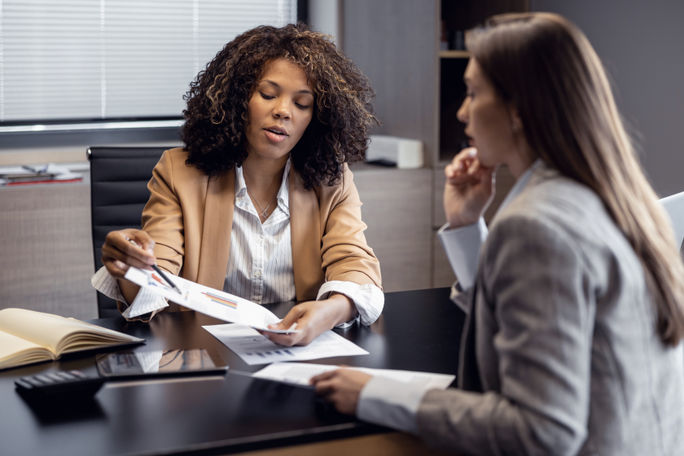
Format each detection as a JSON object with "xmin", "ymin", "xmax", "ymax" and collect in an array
[{"xmin": 0, "ymin": 0, "xmax": 296, "ymax": 123}]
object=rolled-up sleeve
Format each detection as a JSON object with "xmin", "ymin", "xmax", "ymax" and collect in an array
[
  {"xmin": 91, "ymin": 266, "xmax": 168, "ymax": 319},
  {"xmin": 317, "ymin": 280, "xmax": 384, "ymax": 326}
]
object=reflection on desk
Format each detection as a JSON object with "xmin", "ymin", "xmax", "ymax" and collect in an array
[{"xmin": 0, "ymin": 288, "xmax": 463, "ymax": 455}]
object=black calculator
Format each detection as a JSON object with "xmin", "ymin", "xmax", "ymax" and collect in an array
[{"xmin": 14, "ymin": 369, "xmax": 105, "ymax": 401}]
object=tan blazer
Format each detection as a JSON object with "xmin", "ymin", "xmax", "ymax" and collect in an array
[{"xmin": 138, "ymin": 148, "xmax": 381, "ymax": 312}]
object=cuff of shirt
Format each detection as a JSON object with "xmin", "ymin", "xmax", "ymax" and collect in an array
[
  {"xmin": 357, "ymin": 376, "xmax": 433, "ymax": 433},
  {"xmin": 437, "ymin": 218, "xmax": 488, "ymax": 290},
  {"xmin": 317, "ymin": 280, "xmax": 384, "ymax": 327},
  {"xmin": 91, "ymin": 266, "xmax": 169, "ymax": 319}
]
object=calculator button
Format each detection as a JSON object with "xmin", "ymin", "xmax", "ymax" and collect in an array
[
  {"xmin": 23, "ymin": 376, "xmax": 45, "ymax": 387},
  {"xmin": 46, "ymin": 372, "xmax": 65, "ymax": 383},
  {"xmin": 54, "ymin": 371, "xmax": 74, "ymax": 381},
  {"xmin": 15, "ymin": 379, "xmax": 34, "ymax": 390},
  {"xmin": 34, "ymin": 374, "xmax": 54, "ymax": 384}
]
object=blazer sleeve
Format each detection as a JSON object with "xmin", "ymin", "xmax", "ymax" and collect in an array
[
  {"xmin": 319, "ymin": 166, "xmax": 382, "ymax": 288},
  {"xmin": 141, "ymin": 150, "xmax": 185, "ymax": 275},
  {"xmin": 416, "ymin": 214, "xmax": 593, "ymax": 456}
]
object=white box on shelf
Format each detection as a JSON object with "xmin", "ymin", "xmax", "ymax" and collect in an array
[{"xmin": 366, "ymin": 135, "xmax": 423, "ymax": 169}]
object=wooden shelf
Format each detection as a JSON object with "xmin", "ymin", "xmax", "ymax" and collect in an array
[{"xmin": 439, "ymin": 50, "xmax": 469, "ymax": 58}]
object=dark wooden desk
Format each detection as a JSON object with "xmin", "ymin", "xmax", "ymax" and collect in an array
[{"xmin": 0, "ymin": 288, "xmax": 463, "ymax": 455}]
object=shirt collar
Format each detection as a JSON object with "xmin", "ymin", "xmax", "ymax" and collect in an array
[
  {"xmin": 235, "ymin": 159, "xmax": 291, "ymax": 215},
  {"xmin": 498, "ymin": 158, "xmax": 543, "ymax": 213},
  {"xmin": 275, "ymin": 160, "xmax": 291, "ymax": 213}
]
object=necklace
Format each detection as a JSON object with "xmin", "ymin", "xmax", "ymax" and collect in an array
[
  {"xmin": 251, "ymin": 193, "xmax": 274, "ymax": 219},
  {"xmin": 244, "ymin": 169, "xmax": 281, "ymax": 221}
]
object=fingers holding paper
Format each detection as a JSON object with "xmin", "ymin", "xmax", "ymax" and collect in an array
[
  {"xmin": 264, "ymin": 301, "xmax": 324, "ymax": 346},
  {"xmin": 264, "ymin": 294, "xmax": 356, "ymax": 346},
  {"xmin": 310, "ymin": 368, "xmax": 372, "ymax": 415},
  {"xmin": 443, "ymin": 147, "xmax": 495, "ymax": 228},
  {"xmin": 101, "ymin": 228, "xmax": 156, "ymax": 278}
]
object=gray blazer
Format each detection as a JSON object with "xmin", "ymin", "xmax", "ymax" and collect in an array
[{"xmin": 417, "ymin": 165, "xmax": 684, "ymax": 455}]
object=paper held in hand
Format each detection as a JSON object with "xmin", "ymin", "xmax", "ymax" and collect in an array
[{"xmin": 124, "ymin": 266, "xmax": 300, "ymax": 334}]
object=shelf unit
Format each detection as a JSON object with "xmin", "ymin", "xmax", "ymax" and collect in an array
[
  {"xmin": 439, "ymin": 55, "xmax": 470, "ymax": 164},
  {"xmin": 438, "ymin": 0, "xmax": 529, "ymax": 165},
  {"xmin": 439, "ymin": 50, "xmax": 470, "ymax": 59},
  {"xmin": 341, "ymin": 0, "xmax": 528, "ymax": 291}
]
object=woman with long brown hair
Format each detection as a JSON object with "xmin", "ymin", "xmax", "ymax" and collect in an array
[{"xmin": 312, "ymin": 13, "xmax": 684, "ymax": 454}]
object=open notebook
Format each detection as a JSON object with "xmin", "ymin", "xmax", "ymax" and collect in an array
[{"xmin": 0, "ymin": 308, "xmax": 143, "ymax": 370}]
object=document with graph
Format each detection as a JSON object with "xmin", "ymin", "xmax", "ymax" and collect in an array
[
  {"xmin": 123, "ymin": 266, "xmax": 299, "ymax": 334},
  {"xmin": 202, "ymin": 324, "xmax": 368, "ymax": 365}
]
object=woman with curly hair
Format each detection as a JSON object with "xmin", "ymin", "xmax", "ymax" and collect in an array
[{"xmin": 94, "ymin": 24, "xmax": 383, "ymax": 346}]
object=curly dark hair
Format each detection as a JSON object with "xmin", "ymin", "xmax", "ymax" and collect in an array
[{"xmin": 182, "ymin": 23, "xmax": 377, "ymax": 189}]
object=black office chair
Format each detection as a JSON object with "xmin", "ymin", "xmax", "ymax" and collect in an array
[{"xmin": 88, "ymin": 146, "xmax": 169, "ymax": 318}]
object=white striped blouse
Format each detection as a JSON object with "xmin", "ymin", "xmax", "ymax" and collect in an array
[{"xmin": 228, "ymin": 161, "xmax": 296, "ymax": 304}]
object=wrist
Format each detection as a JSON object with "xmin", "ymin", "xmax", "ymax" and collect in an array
[
  {"xmin": 327, "ymin": 293, "xmax": 357, "ymax": 327},
  {"xmin": 446, "ymin": 215, "xmax": 479, "ymax": 229},
  {"xmin": 116, "ymin": 277, "xmax": 141, "ymax": 305}
]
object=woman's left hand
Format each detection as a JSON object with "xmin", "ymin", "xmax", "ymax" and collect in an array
[
  {"xmin": 264, "ymin": 294, "xmax": 356, "ymax": 346},
  {"xmin": 310, "ymin": 368, "xmax": 373, "ymax": 415}
]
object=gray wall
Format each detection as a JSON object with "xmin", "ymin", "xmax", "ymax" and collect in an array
[
  {"xmin": 342, "ymin": 0, "xmax": 439, "ymax": 166},
  {"xmin": 531, "ymin": 0, "xmax": 684, "ymax": 197}
]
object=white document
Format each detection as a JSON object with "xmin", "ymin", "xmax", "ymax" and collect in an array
[
  {"xmin": 202, "ymin": 324, "xmax": 369, "ymax": 365},
  {"xmin": 124, "ymin": 266, "xmax": 298, "ymax": 334},
  {"xmin": 253, "ymin": 362, "xmax": 455, "ymax": 389}
]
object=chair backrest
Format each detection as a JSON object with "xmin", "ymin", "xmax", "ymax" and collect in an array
[
  {"xmin": 660, "ymin": 190, "xmax": 684, "ymax": 251},
  {"xmin": 88, "ymin": 146, "xmax": 168, "ymax": 318}
]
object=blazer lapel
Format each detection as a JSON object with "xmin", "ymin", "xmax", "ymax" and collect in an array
[
  {"xmin": 197, "ymin": 169, "xmax": 235, "ymax": 289},
  {"xmin": 289, "ymin": 169, "xmax": 324, "ymax": 301}
]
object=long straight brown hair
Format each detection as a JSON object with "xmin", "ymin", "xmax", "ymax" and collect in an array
[{"xmin": 468, "ymin": 12, "xmax": 684, "ymax": 345}]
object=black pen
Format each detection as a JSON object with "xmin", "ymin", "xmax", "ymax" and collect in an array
[
  {"xmin": 151, "ymin": 264, "xmax": 182, "ymax": 295},
  {"xmin": 127, "ymin": 237, "xmax": 182, "ymax": 294}
]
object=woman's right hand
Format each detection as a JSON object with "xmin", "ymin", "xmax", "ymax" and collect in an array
[
  {"xmin": 443, "ymin": 147, "xmax": 496, "ymax": 228},
  {"xmin": 101, "ymin": 228, "xmax": 156, "ymax": 278}
]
